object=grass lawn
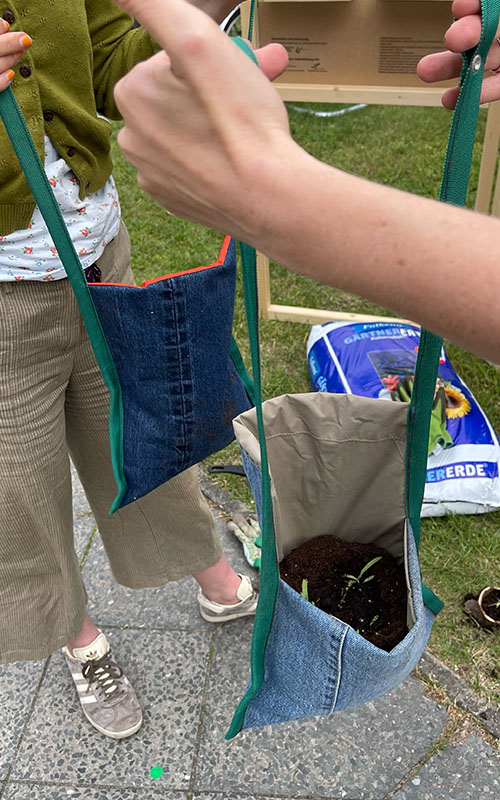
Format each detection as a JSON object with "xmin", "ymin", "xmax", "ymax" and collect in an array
[{"xmin": 110, "ymin": 99, "xmax": 500, "ymax": 705}]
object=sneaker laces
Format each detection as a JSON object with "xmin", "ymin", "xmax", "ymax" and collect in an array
[{"xmin": 81, "ymin": 651, "xmax": 124, "ymax": 701}]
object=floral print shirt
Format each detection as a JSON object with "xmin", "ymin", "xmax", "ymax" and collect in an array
[{"xmin": 0, "ymin": 136, "xmax": 121, "ymax": 281}]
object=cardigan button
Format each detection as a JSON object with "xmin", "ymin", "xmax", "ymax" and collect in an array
[
  {"xmin": 19, "ymin": 65, "xmax": 31, "ymax": 78},
  {"xmin": 66, "ymin": 147, "xmax": 76, "ymax": 157},
  {"xmin": 2, "ymin": 10, "xmax": 15, "ymax": 25},
  {"xmin": 43, "ymin": 110, "xmax": 54, "ymax": 122}
]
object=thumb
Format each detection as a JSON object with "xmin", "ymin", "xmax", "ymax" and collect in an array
[{"xmin": 254, "ymin": 42, "xmax": 289, "ymax": 81}]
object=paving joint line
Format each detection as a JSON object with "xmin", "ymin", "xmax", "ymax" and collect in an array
[
  {"xmin": 98, "ymin": 622, "xmax": 213, "ymax": 634},
  {"xmin": 382, "ymin": 710, "xmax": 465, "ymax": 799},
  {"xmin": 4, "ymin": 777, "xmax": 190, "ymax": 794},
  {"xmin": 78, "ymin": 524, "xmax": 97, "ymax": 570},
  {"xmin": 193, "ymin": 789, "xmax": 363, "ymax": 800},
  {"xmin": 187, "ymin": 629, "xmax": 218, "ymax": 800},
  {"xmin": 2, "ymin": 655, "xmax": 52, "ymax": 793}
]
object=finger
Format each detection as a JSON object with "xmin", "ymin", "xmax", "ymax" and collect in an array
[
  {"xmin": 0, "ymin": 31, "xmax": 32, "ymax": 56},
  {"xmin": 0, "ymin": 67, "xmax": 14, "ymax": 91},
  {"xmin": 0, "ymin": 33, "xmax": 32, "ymax": 78},
  {"xmin": 417, "ymin": 51, "xmax": 464, "ymax": 83},
  {"xmin": 452, "ymin": 0, "xmax": 481, "ymax": 17},
  {"xmin": 445, "ymin": 15, "xmax": 482, "ymax": 53},
  {"xmin": 254, "ymin": 42, "xmax": 288, "ymax": 81},
  {"xmin": 440, "ymin": 72, "xmax": 500, "ymax": 109}
]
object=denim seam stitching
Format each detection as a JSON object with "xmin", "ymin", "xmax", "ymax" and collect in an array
[
  {"xmin": 329, "ymin": 625, "xmax": 348, "ymax": 713},
  {"xmin": 168, "ymin": 282, "xmax": 193, "ymax": 473}
]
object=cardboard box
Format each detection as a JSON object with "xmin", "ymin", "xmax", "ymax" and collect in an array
[{"xmin": 257, "ymin": 0, "xmax": 454, "ymax": 86}]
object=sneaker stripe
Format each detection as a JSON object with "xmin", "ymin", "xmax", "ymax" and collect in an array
[{"xmin": 80, "ymin": 696, "xmax": 98, "ymax": 704}]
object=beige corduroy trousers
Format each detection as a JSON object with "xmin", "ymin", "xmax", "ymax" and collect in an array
[{"xmin": 0, "ymin": 223, "xmax": 222, "ymax": 664}]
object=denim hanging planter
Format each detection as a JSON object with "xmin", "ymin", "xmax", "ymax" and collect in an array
[
  {"xmin": 88, "ymin": 237, "xmax": 252, "ymax": 507},
  {"xmin": 229, "ymin": 392, "xmax": 437, "ymax": 731}
]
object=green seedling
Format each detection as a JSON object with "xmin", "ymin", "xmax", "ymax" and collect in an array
[
  {"xmin": 300, "ymin": 578, "xmax": 315, "ymax": 606},
  {"xmin": 340, "ymin": 556, "xmax": 382, "ymax": 605}
]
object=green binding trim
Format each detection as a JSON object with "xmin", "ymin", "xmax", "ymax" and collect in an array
[
  {"xmin": 225, "ymin": 242, "xmax": 280, "ymax": 740},
  {"xmin": 405, "ymin": 0, "xmax": 500, "ymax": 616},
  {"xmin": 232, "ymin": 36, "xmax": 259, "ymax": 65},
  {"xmin": 227, "ymin": 0, "xmax": 500, "ymax": 735},
  {"xmin": 0, "ymin": 87, "xmax": 127, "ymax": 513},
  {"xmin": 231, "ymin": 337, "xmax": 256, "ymax": 406}
]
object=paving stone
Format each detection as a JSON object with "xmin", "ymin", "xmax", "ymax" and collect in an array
[
  {"xmin": 394, "ymin": 736, "xmax": 500, "ymax": 799},
  {"xmin": 82, "ymin": 535, "xmax": 204, "ymax": 630},
  {"xmin": 11, "ymin": 629, "xmax": 211, "ymax": 791},
  {"xmin": 3, "ymin": 785, "xmax": 185, "ymax": 799},
  {"xmin": 0, "ymin": 660, "xmax": 45, "ymax": 780},
  {"xmin": 195, "ymin": 624, "xmax": 448, "ymax": 799},
  {"xmin": 82, "ymin": 513, "xmax": 257, "ymax": 631}
]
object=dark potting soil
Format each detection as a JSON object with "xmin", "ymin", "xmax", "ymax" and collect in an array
[
  {"xmin": 482, "ymin": 588, "xmax": 500, "ymax": 622},
  {"xmin": 279, "ymin": 535, "xmax": 408, "ymax": 652}
]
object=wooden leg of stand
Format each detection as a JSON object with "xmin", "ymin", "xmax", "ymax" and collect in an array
[
  {"xmin": 476, "ymin": 100, "xmax": 500, "ymax": 215},
  {"xmin": 256, "ymin": 252, "xmax": 272, "ymax": 319}
]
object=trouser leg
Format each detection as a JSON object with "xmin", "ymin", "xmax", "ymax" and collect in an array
[{"xmin": 0, "ymin": 279, "xmax": 87, "ymax": 663}]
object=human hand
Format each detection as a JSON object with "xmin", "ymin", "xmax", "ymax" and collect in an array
[
  {"xmin": 113, "ymin": 0, "xmax": 292, "ymax": 242},
  {"xmin": 0, "ymin": 19, "xmax": 32, "ymax": 92},
  {"xmin": 417, "ymin": 0, "xmax": 500, "ymax": 108}
]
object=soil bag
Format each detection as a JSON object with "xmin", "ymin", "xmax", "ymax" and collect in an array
[
  {"xmin": 226, "ymin": 0, "xmax": 499, "ymax": 736},
  {"xmin": 307, "ymin": 321, "xmax": 500, "ymax": 517},
  {"xmin": 0, "ymin": 98, "xmax": 253, "ymax": 513}
]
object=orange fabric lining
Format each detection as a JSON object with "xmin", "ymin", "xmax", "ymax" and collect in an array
[{"xmin": 94, "ymin": 235, "xmax": 232, "ymax": 288}]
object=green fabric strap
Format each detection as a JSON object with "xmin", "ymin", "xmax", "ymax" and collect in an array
[
  {"xmin": 230, "ymin": 337, "xmax": 257, "ymax": 406},
  {"xmin": 0, "ymin": 87, "xmax": 127, "ymax": 513},
  {"xmin": 405, "ymin": 0, "xmax": 500, "ymax": 615}
]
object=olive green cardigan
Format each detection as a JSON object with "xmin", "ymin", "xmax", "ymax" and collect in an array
[{"xmin": 0, "ymin": 1, "xmax": 159, "ymax": 235}]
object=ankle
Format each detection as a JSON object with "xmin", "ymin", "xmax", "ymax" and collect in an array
[
  {"xmin": 66, "ymin": 615, "xmax": 100, "ymax": 656},
  {"xmin": 202, "ymin": 574, "xmax": 243, "ymax": 605},
  {"xmin": 193, "ymin": 556, "xmax": 245, "ymax": 605}
]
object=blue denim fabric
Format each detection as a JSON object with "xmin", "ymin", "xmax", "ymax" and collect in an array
[
  {"xmin": 240, "ymin": 448, "xmax": 435, "ymax": 730},
  {"xmin": 89, "ymin": 239, "xmax": 251, "ymax": 508}
]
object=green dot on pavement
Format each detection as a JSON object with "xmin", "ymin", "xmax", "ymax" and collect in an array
[{"xmin": 150, "ymin": 766, "xmax": 163, "ymax": 780}]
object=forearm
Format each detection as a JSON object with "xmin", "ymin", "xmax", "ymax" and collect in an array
[{"xmin": 251, "ymin": 146, "xmax": 500, "ymax": 362}]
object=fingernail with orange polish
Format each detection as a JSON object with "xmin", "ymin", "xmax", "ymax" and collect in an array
[
  {"xmin": 20, "ymin": 34, "xmax": 32, "ymax": 49},
  {"xmin": 5, "ymin": 70, "xmax": 15, "ymax": 83},
  {"xmin": 2, "ymin": 20, "xmax": 10, "ymax": 32}
]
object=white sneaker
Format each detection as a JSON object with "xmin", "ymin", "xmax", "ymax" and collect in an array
[
  {"xmin": 62, "ymin": 632, "xmax": 142, "ymax": 739},
  {"xmin": 198, "ymin": 574, "xmax": 258, "ymax": 622}
]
